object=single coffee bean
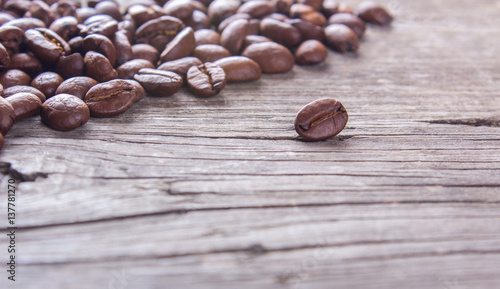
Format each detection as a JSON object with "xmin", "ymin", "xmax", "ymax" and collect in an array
[
  {"xmin": 300, "ymin": 11, "xmax": 327, "ymax": 27},
  {"xmin": 207, "ymin": 0, "xmax": 240, "ymax": 26},
  {"xmin": 7, "ymin": 53, "xmax": 43, "ymax": 76},
  {"xmin": 321, "ymin": 0, "xmax": 339, "ymax": 17},
  {"xmin": 84, "ymin": 51, "xmax": 118, "ymax": 83},
  {"xmin": 3, "ymin": 86, "xmax": 46, "ymax": 103},
  {"xmin": 259, "ymin": 18, "xmax": 301, "ymax": 48},
  {"xmin": 3, "ymin": 18, "xmax": 47, "ymax": 32},
  {"xmin": 0, "ymin": 133, "xmax": 3, "ymax": 150},
  {"xmin": 242, "ymin": 35, "xmax": 272, "ymax": 50},
  {"xmin": 5, "ymin": 92, "xmax": 43, "ymax": 121},
  {"xmin": 237, "ymin": 1, "xmax": 275, "ymax": 18},
  {"xmin": 159, "ymin": 26, "xmax": 195, "ymax": 63},
  {"xmin": 0, "ymin": 13, "xmax": 15, "ymax": 26},
  {"xmin": 285, "ymin": 19, "xmax": 325, "ymax": 42},
  {"xmin": 0, "ymin": 43, "xmax": 10, "ymax": 69},
  {"xmin": 275, "ymin": 0, "xmax": 293, "ymax": 15},
  {"xmin": 80, "ymin": 18, "xmax": 118, "ymax": 39},
  {"xmin": 0, "ymin": 97, "xmax": 16, "ymax": 135},
  {"xmin": 192, "ymin": 44, "xmax": 231, "ymax": 63},
  {"xmin": 0, "ymin": 84, "xmax": 3, "ymax": 96},
  {"xmin": 84, "ymin": 79, "xmax": 139, "ymax": 117},
  {"xmin": 55, "ymin": 53, "xmax": 85, "ymax": 80},
  {"xmin": 31, "ymin": 72, "xmax": 64, "ymax": 99},
  {"xmin": 194, "ymin": 29, "xmax": 221, "ymax": 46},
  {"xmin": 295, "ymin": 40, "xmax": 328, "ymax": 65},
  {"xmin": 0, "ymin": 69, "xmax": 31, "ymax": 89},
  {"xmin": 25, "ymin": 28, "xmax": 71, "ymax": 64},
  {"xmin": 135, "ymin": 16, "xmax": 185, "ymax": 52},
  {"xmin": 95, "ymin": 1, "xmax": 122, "ymax": 21},
  {"xmin": 48, "ymin": 16, "xmax": 79, "ymax": 41},
  {"xmin": 83, "ymin": 34, "xmax": 116, "ymax": 66},
  {"xmin": 131, "ymin": 43, "xmax": 159, "ymax": 65},
  {"xmin": 41, "ymin": 94, "xmax": 90, "ymax": 131},
  {"xmin": 55, "ymin": 77, "xmax": 99, "ymax": 100},
  {"xmin": 117, "ymin": 59, "xmax": 155, "ymax": 79},
  {"xmin": 127, "ymin": 4, "xmax": 167, "ymax": 27},
  {"xmin": 113, "ymin": 30, "xmax": 133, "ymax": 66},
  {"xmin": 184, "ymin": 10, "xmax": 212, "ymax": 31},
  {"xmin": 118, "ymin": 19, "xmax": 136, "ymax": 43},
  {"xmin": 242, "ymin": 42, "xmax": 294, "ymax": 74},
  {"xmin": 264, "ymin": 13, "xmax": 290, "ymax": 22},
  {"xmin": 294, "ymin": 98, "xmax": 348, "ymax": 141},
  {"xmin": 24, "ymin": 1, "xmax": 55, "ymax": 27},
  {"xmin": 214, "ymin": 56, "xmax": 261, "ymax": 83},
  {"xmin": 133, "ymin": 68, "xmax": 183, "ymax": 97},
  {"xmin": 157, "ymin": 56, "xmax": 202, "ymax": 81},
  {"xmin": 247, "ymin": 19, "xmax": 261, "ymax": 35},
  {"xmin": 124, "ymin": 79, "xmax": 146, "ymax": 102},
  {"xmin": 220, "ymin": 18, "xmax": 248, "ymax": 55},
  {"xmin": 163, "ymin": 0, "xmax": 194, "ymax": 21},
  {"xmin": 68, "ymin": 36, "xmax": 84, "ymax": 53},
  {"xmin": 324, "ymin": 24, "xmax": 359, "ymax": 53},
  {"xmin": 328, "ymin": 13, "xmax": 366, "ymax": 37},
  {"xmin": 0, "ymin": 26, "xmax": 25, "ymax": 54},
  {"xmin": 54, "ymin": 0, "xmax": 79, "ymax": 18},
  {"xmin": 190, "ymin": 1, "xmax": 208, "ymax": 14},
  {"xmin": 187, "ymin": 62, "xmax": 226, "ymax": 97},
  {"xmin": 357, "ymin": 1, "xmax": 393, "ymax": 25},
  {"xmin": 296, "ymin": 0, "xmax": 323, "ymax": 11},
  {"xmin": 217, "ymin": 13, "xmax": 251, "ymax": 33},
  {"xmin": 289, "ymin": 3, "xmax": 314, "ymax": 18}
]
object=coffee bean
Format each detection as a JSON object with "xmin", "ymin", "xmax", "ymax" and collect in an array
[
  {"xmin": 55, "ymin": 77, "xmax": 99, "ymax": 100},
  {"xmin": 68, "ymin": 36, "xmax": 84, "ymax": 53},
  {"xmin": 84, "ymin": 79, "xmax": 139, "ymax": 117},
  {"xmin": 187, "ymin": 62, "xmax": 226, "ymax": 97},
  {"xmin": 133, "ymin": 68, "xmax": 183, "ymax": 97},
  {"xmin": 259, "ymin": 18, "xmax": 301, "ymax": 48},
  {"xmin": 135, "ymin": 16, "xmax": 185, "ymax": 52},
  {"xmin": 157, "ymin": 56, "xmax": 202, "ymax": 81},
  {"xmin": 294, "ymin": 98, "xmax": 348, "ymax": 141},
  {"xmin": 48, "ymin": 16, "xmax": 79, "ymax": 41},
  {"xmin": 296, "ymin": 0, "xmax": 323, "ymax": 11},
  {"xmin": 83, "ymin": 34, "xmax": 116, "ymax": 66},
  {"xmin": 300, "ymin": 11, "xmax": 327, "ymax": 27},
  {"xmin": 357, "ymin": 1, "xmax": 393, "ymax": 25},
  {"xmin": 117, "ymin": 19, "xmax": 136, "ymax": 44},
  {"xmin": 285, "ymin": 19, "xmax": 325, "ymax": 42},
  {"xmin": 0, "ymin": 69, "xmax": 31, "ymax": 89},
  {"xmin": 237, "ymin": 1, "xmax": 275, "ymax": 18},
  {"xmin": 84, "ymin": 51, "xmax": 118, "ymax": 83},
  {"xmin": 0, "ymin": 26, "xmax": 24, "ymax": 54},
  {"xmin": 113, "ymin": 30, "xmax": 133, "ymax": 66},
  {"xmin": 275, "ymin": 0, "xmax": 293, "ymax": 15},
  {"xmin": 0, "ymin": 96, "xmax": 16, "ymax": 135},
  {"xmin": 328, "ymin": 13, "xmax": 366, "ymax": 37},
  {"xmin": 80, "ymin": 18, "xmax": 118, "ymax": 39},
  {"xmin": 321, "ymin": 0, "xmax": 340, "ymax": 17},
  {"xmin": 324, "ymin": 24, "xmax": 359, "ymax": 53},
  {"xmin": 3, "ymin": 86, "xmax": 46, "ymax": 103},
  {"xmin": 55, "ymin": 53, "xmax": 85, "ymax": 80},
  {"xmin": 124, "ymin": 79, "xmax": 146, "ymax": 102},
  {"xmin": 7, "ymin": 53, "xmax": 43, "ymax": 76},
  {"xmin": 127, "ymin": 4, "xmax": 167, "ymax": 27},
  {"xmin": 159, "ymin": 27, "xmax": 195, "ymax": 63},
  {"xmin": 295, "ymin": 40, "xmax": 328, "ymax": 65},
  {"xmin": 242, "ymin": 35, "xmax": 272, "ymax": 50},
  {"xmin": 95, "ymin": 1, "xmax": 122, "ymax": 21},
  {"xmin": 117, "ymin": 59, "xmax": 155, "ymax": 80},
  {"xmin": 207, "ymin": 0, "xmax": 240, "ymax": 26},
  {"xmin": 25, "ymin": 28, "xmax": 71, "ymax": 65},
  {"xmin": 194, "ymin": 29, "xmax": 221, "ymax": 46},
  {"xmin": 192, "ymin": 44, "xmax": 231, "ymax": 63},
  {"xmin": 0, "ymin": 13, "xmax": 15, "ymax": 26},
  {"xmin": 31, "ymin": 72, "xmax": 64, "ymax": 99},
  {"xmin": 184, "ymin": 10, "xmax": 212, "ymax": 31},
  {"xmin": 41, "ymin": 94, "xmax": 90, "ymax": 131},
  {"xmin": 218, "ymin": 13, "xmax": 251, "ymax": 33},
  {"xmin": 3, "ymin": 18, "xmax": 46, "ymax": 32},
  {"xmin": 247, "ymin": 19, "xmax": 261, "ymax": 35},
  {"xmin": 131, "ymin": 43, "xmax": 159, "ymax": 65},
  {"xmin": 0, "ymin": 133, "xmax": 3, "ymax": 150},
  {"xmin": 24, "ymin": 1, "xmax": 55, "ymax": 27},
  {"xmin": 0, "ymin": 43, "xmax": 10, "ymax": 69},
  {"xmin": 214, "ymin": 56, "xmax": 261, "ymax": 83},
  {"xmin": 163, "ymin": 0, "xmax": 194, "ymax": 21},
  {"xmin": 242, "ymin": 42, "xmax": 294, "ymax": 74},
  {"xmin": 264, "ymin": 13, "xmax": 290, "ymax": 22},
  {"xmin": 289, "ymin": 3, "xmax": 314, "ymax": 18},
  {"xmin": 220, "ymin": 18, "xmax": 249, "ymax": 55},
  {"xmin": 5, "ymin": 92, "xmax": 42, "ymax": 121}
]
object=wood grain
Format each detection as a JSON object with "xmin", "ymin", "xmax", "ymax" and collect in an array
[{"xmin": 1, "ymin": 0, "xmax": 500, "ymax": 288}]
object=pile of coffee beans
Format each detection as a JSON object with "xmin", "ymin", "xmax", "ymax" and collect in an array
[{"xmin": 0, "ymin": 0, "xmax": 393, "ymax": 149}]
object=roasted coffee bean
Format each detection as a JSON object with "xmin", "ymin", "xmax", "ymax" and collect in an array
[
  {"xmin": 192, "ymin": 44, "xmax": 231, "ymax": 63},
  {"xmin": 220, "ymin": 18, "xmax": 248, "ymax": 55},
  {"xmin": 207, "ymin": 0, "xmax": 240, "ymax": 26},
  {"xmin": 83, "ymin": 34, "xmax": 116, "ymax": 66},
  {"xmin": 0, "ymin": 26, "xmax": 25, "ymax": 54},
  {"xmin": 133, "ymin": 68, "xmax": 183, "ymax": 96},
  {"xmin": 159, "ymin": 27, "xmax": 195, "ymax": 63},
  {"xmin": 48, "ymin": 16, "xmax": 79, "ymax": 41},
  {"xmin": 301, "ymin": 11, "xmax": 327, "ymax": 27},
  {"xmin": 84, "ymin": 51, "xmax": 118, "ymax": 83},
  {"xmin": 163, "ymin": 0, "xmax": 194, "ymax": 21},
  {"xmin": 131, "ymin": 44, "xmax": 159, "ymax": 64},
  {"xmin": 113, "ymin": 30, "xmax": 133, "ymax": 66},
  {"xmin": 0, "ymin": 13, "xmax": 15, "ymax": 26},
  {"xmin": 7, "ymin": 52, "xmax": 43, "ymax": 76},
  {"xmin": 247, "ymin": 19, "xmax": 261, "ymax": 35},
  {"xmin": 55, "ymin": 53, "xmax": 85, "ymax": 79},
  {"xmin": 117, "ymin": 59, "xmax": 155, "ymax": 80},
  {"xmin": 214, "ymin": 56, "xmax": 261, "ymax": 83},
  {"xmin": 289, "ymin": 3, "xmax": 314, "ymax": 18},
  {"xmin": 190, "ymin": 1, "xmax": 209, "ymax": 13},
  {"xmin": 242, "ymin": 35, "xmax": 272, "ymax": 50},
  {"xmin": 286, "ymin": 19, "xmax": 325, "ymax": 42},
  {"xmin": 295, "ymin": 40, "xmax": 327, "ymax": 65},
  {"xmin": 95, "ymin": 1, "xmax": 122, "ymax": 21},
  {"xmin": 5, "ymin": 92, "xmax": 43, "ymax": 121},
  {"xmin": 68, "ymin": 36, "xmax": 84, "ymax": 53},
  {"xmin": 80, "ymin": 18, "xmax": 118, "ymax": 38},
  {"xmin": 76, "ymin": 7, "xmax": 98, "ymax": 23},
  {"xmin": 275, "ymin": 0, "xmax": 293, "ymax": 15},
  {"xmin": 41, "ymin": 93, "xmax": 90, "ymax": 131},
  {"xmin": 0, "ymin": 96, "xmax": 16, "ymax": 135},
  {"xmin": 338, "ymin": 3, "xmax": 354, "ymax": 14},
  {"xmin": 135, "ymin": 16, "xmax": 185, "ymax": 52},
  {"xmin": 0, "ymin": 84, "xmax": 3, "ymax": 96},
  {"xmin": 157, "ymin": 56, "xmax": 202, "ymax": 80},
  {"xmin": 184, "ymin": 10, "xmax": 211, "ymax": 31},
  {"xmin": 187, "ymin": 62, "xmax": 226, "ymax": 97},
  {"xmin": 124, "ymin": 79, "xmax": 146, "ymax": 102},
  {"xmin": 0, "ymin": 69, "xmax": 31, "ymax": 88},
  {"xmin": 296, "ymin": 0, "xmax": 323, "ymax": 11},
  {"xmin": 117, "ymin": 19, "xmax": 136, "ymax": 43},
  {"xmin": 0, "ymin": 43, "xmax": 10, "ymax": 69},
  {"xmin": 357, "ymin": 1, "xmax": 393, "ymax": 25},
  {"xmin": 264, "ymin": 13, "xmax": 289, "ymax": 22},
  {"xmin": 0, "ymin": 133, "xmax": 3, "ymax": 150},
  {"xmin": 25, "ymin": 28, "xmax": 71, "ymax": 64},
  {"xmin": 84, "ymin": 79, "xmax": 139, "ymax": 117},
  {"xmin": 127, "ymin": 4, "xmax": 167, "ymax": 27},
  {"xmin": 324, "ymin": 24, "xmax": 359, "ymax": 53},
  {"xmin": 217, "ymin": 13, "xmax": 250, "ymax": 33},
  {"xmin": 237, "ymin": 1, "xmax": 275, "ymax": 18},
  {"xmin": 54, "ymin": 0, "xmax": 79, "ymax": 18},
  {"xmin": 3, "ymin": 18, "xmax": 47, "ymax": 32},
  {"xmin": 321, "ymin": 0, "xmax": 339, "ymax": 17},
  {"xmin": 194, "ymin": 29, "xmax": 221, "ymax": 46},
  {"xmin": 55, "ymin": 77, "xmax": 99, "ymax": 99},
  {"xmin": 294, "ymin": 98, "xmax": 348, "ymax": 141},
  {"xmin": 24, "ymin": 0, "xmax": 56, "ymax": 27},
  {"xmin": 242, "ymin": 42, "xmax": 294, "ymax": 74},
  {"xmin": 3, "ymin": 86, "xmax": 46, "ymax": 103},
  {"xmin": 31, "ymin": 72, "xmax": 64, "ymax": 99},
  {"xmin": 259, "ymin": 18, "xmax": 301, "ymax": 48},
  {"xmin": 328, "ymin": 13, "xmax": 366, "ymax": 37}
]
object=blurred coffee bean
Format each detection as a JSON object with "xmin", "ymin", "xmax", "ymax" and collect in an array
[
  {"xmin": 242, "ymin": 42, "xmax": 294, "ymax": 74},
  {"xmin": 55, "ymin": 76, "xmax": 99, "ymax": 99},
  {"xmin": 214, "ymin": 56, "xmax": 261, "ymax": 83},
  {"xmin": 324, "ymin": 24, "xmax": 359, "ymax": 53},
  {"xmin": 192, "ymin": 44, "xmax": 231, "ymax": 63},
  {"xmin": 295, "ymin": 39, "xmax": 327, "ymax": 65},
  {"xmin": 117, "ymin": 59, "xmax": 155, "ymax": 79}
]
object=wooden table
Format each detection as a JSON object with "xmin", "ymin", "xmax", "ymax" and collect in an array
[{"xmin": 1, "ymin": 0, "xmax": 499, "ymax": 288}]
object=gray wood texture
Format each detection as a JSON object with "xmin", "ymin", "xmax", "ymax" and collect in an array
[{"xmin": 1, "ymin": 0, "xmax": 500, "ymax": 288}]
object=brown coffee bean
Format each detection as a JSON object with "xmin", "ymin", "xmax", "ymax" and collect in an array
[
  {"xmin": 31, "ymin": 72, "xmax": 64, "ymax": 99},
  {"xmin": 24, "ymin": 0, "xmax": 56, "ymax": 27},
  {"xmin": 80, "ymin": 18, "xmax": 118, "ymax": 39},
  {"xmin": 54, "ymin": 0, "xmax": 79, "ymax": 18},
  {"xmin": 207, "ymin": 0, "xmax": 240, "ymax": 26},
  {"xmin": 0, "ymin": 26, "xmax": 25, "ymax": 54},
  {"xmin": 184, "ymin": 10, "xmax": 212, "ymax": 31},
  {"xmin": 127, "ymin": 4, "xmax": 167, "ymax": 27},
  {"xmin": 55, "ymin": 53, "xmax": 85, "ymax": 80},
  {"xmin": 84, "ymin": 79, "xmax": 139, "ymax": 117},
  {"xmin": 48, "ymin": 16, "xmax": 79, "ymax": 41},
  {"xmin": 285, "ymin": 19, "xmax": 325, "ymax": 42},
  {"xmin": 321, "ymin": 0, "xmax": 339, "ymax": 17},
  {"xmin": 135, "ymin": 16, "xmax": 185, "ymax": 52},
  {"xmin": 7, "ymin": 53, "xmax": 43, "ymax": 75},
  {"xmin": 242, "ymin": 42, "xmax": 294, "ymax": 74},
  {"xmin": 5, "ymin": 93, "xmax": 43, "ymax": 121},
  {"xmin": 157, "ymin": 56, "xmax": 202, "ymax": 81},
  {"xmin": 0, "ymin": 133, "xmax": 3, "ymax": 150},
  {"xmin": 289, "ymin": 3, "xmax": 314, "ymax": 18},
  {"xmin": 118, "ymin": 19, "xmax": 136, "ymax": 43},
  {"xmin": 84, "ymin": 51, "xmax": 118, "ymax": 83},
  {"xmin": 357, "ymin": 1, "xmax": 393, "ymax": 25},
  {"xmin": 192, "ymin": 44, "xmax": 231, "ymax": 63},
  {"xmin": 237, "ymin": 0, "xmax": 275, "ymax": 18},
  {"xmin": 68, "ymin": 36, "xmax": 84, "ymax": 53},
  {"xmin": 214, "ymin": 56, "xmax": 261, "ymax": 83},
  {"xmin": 217, "ymin": 13, "xmax": 251, "ymax": 33},
  {"xmin": 131, "ymin": 44, "xmax": 159, "ymax": 64},
  {"xmin": 76, "ymin": 7, "xmax": 98, "ymax": 23},
  {"xmin": 83, "ymin": 34, "xmax": 116, "ymax": 66},
  {"xmin": 0, "ymin": 43, "xmax": 10, "ymax": 69},
  {"xmin": 3, "ymin": 86, "xmax": 46, "ymax": 103},
  {"xmin": 159, "ymin": 27, "xmax": 195, "ymax": 63},
  {"xmin": 301, "ymin": 11, "xmax": 327, "ymax": 27},
  {"xmin": 264, "ymin": 13, "xmax": 290, "ymax": 22},
  {"xmin": 117, "ymin": 59, "xmax": 155, "ymax": 79},
  {"xmin": 0, "ymin": 96, "xmax": 16, "ymax": 135},
  {"xmin": 220, "ymin": 18, "xmax": 248, "ymax": 55},
  {"xmin": 294, "ymin": 98, "xmax": 348, "ymax": 141},
  {"xmin": 295, "ymin": 40, "xmax": 327, "ymax": 65},
  {"xmin": 242, "ymin": 35, "xmax": 272, "ymax": 50},
  {"xmin": 187, "ymin": 62, "xmax": 226, "ymax": 97},
  {"xmin": 324, "ymin": 24, "xmax": 359, "ymax": 53},
  {"xmin": 95, "ymin": 1, "xmax": 122, "ymax": 21},
  {"xmin": 133, "ymin": 68, "xmax": 183, "ymax": 97},
  {"xmin": 41, "ymin": 94, "xmax": 90, "ymax": 131},
  {"xmin": 25, "ymin": 28, "xmax": 71, "ymax": 64},
  {"xmin": 248, "ymin": 19, "xmax": 261, "ymax": 35},
  {"xmin": 194, "ymin": 29, "xmax": 221, "ymax": 46},
  {"xmin": 275, "ymin": 0, "xmax": 293, "ymax": 15},
  {"xmin": 259, "ymin": 18, "xmax": 301, "ymax": 48},
  {"xmin": 113, "ymin": 30, "xmax": 133, "ymax": 66},
  {"xmin": 55, "ymin": 77, "xmax": 99, "ymax": 100},
  {"xmin": 328, "ymin": 13, "xmax": 366, "ymax": 37},
  {"xmin": 3, "ymin": 18, "xmax": 46, "ymax": 32},
  {"xmin": 163, "ymin": 0, "xmax": 194, "ymax": 21},
  {"xmin": 0, "ymin": 69, "xmax": 31, "ymax": 89},
  {"xmin": 124, "ymin": 79, "xmax": 146, "ymax": 102},
  {"xmin": 296, "ymin": 0, "xmax": 323, "ymax": 11},
  {"xmin": 0, "ymin": 13, "xmax": 15, "ymax": 26}
]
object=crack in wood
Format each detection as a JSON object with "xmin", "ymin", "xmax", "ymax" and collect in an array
[
  {"xmin": 426, "ymin": 118, "xmax": 500, "ymax": 127},
  {"xmin": 0, "ymin": 162, "xmax": 48, "ymax": 182}
]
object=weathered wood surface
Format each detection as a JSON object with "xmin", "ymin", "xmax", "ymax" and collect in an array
[{"xmin": 1, "ymin": 0, "xmax": 500, "ymax": 288}]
